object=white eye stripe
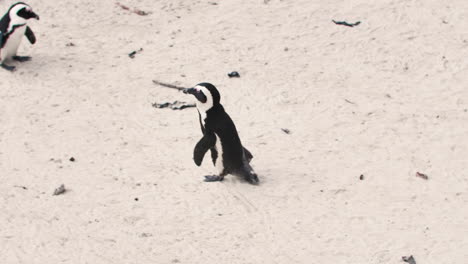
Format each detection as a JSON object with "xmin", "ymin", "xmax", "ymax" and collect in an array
[
  {"xmin": 10, "ymin": 4, "xmax": 30, "ymax": 16},
  {"xmin": 7, "ymin": 4, "xmax": 32, "ymax": 31},
  {"xmin": 194, "ymin": 85, "xmax": 205, "ymax": 93},
  {"xmin": 194, "ymin": 85, "xmax": 213, "ymax": 112}
]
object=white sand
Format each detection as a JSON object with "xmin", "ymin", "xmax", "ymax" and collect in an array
[{"xmin": 1, "ymin": 0, "xmax": 467, "ymax": 263}]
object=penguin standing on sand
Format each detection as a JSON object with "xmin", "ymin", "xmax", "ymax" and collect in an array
[
  {"xmin": 0, "ymin": 2, "xmax": 39, "ymax": 71},
  {"xmin": 183, "ymin": 83, "xmax": 259, "ymax": 184}
]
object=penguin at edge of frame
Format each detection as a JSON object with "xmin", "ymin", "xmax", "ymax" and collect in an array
[
  {"xmin": 183, "ymin": 82, "xmax": 259, "ymax": 185},
  {"xmin": 0, "ymin": 2, "xmax": 39, "ymax": 71}
]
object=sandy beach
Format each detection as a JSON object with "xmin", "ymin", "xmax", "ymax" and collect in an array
[{"xmin": 1, "ymin": 0, "xmax": 467, "ymax": 263}]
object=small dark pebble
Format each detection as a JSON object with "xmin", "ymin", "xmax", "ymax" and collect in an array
[
  {"xmin": 128, "ymin": 48, "xmax": 143, "ymax": 58},
  {"xmin": 402, "ymin": 255, "xmax": 416, "ymax": 264},
  {"xmin": 359, "ymin": 174, "xmax": 364, "ymax": 180},
  {"xmin": 53, "ymin": 184, "xmax": 66, "ymax": 196},
  {"xmin": 416, "ymin": 172, "xmax": 429, "ymax": 180},
  {"xmin": 134, "ymin": 198, "xmax": 139, "ymax": 201},
  {"xmin": 66, "ymin": 42, "xmax": 75, "ymax": 47},
  {"xmin": 140, "ymin": 233, "xmax": 153, "ymax": 237},
  {"xmin": 281, "ymin": 128, "xmax": 291, "ymax": 134},
  {"xmin": 69, "ymin": 157, "xmax": 75, "ymax": 162},
  {"xmin": 134, "ymin": 10, "xmax": 149, "ymax": 16},
  {"xmin": 228, "ymin": 71, "xmax": 240, "ymax": 78}
]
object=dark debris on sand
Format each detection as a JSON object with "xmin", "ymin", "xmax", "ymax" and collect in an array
[
  {"xmin": 402, "ymin": 255, "xmax": 416, "ymax": 264},
  {"xmin": 228, "ymin": 71, "xmax": 240, "ymax": 78},
  {"xmin": 332, "ymin": 20, "xmax": 361, "ymax": 27},
  {"xmin": 152, "ymin": 101, "xmax": 195, "ymax": 110},
  {"xmin": 53, "ymin": 184, "xmax": 66, "ymax": 196}
]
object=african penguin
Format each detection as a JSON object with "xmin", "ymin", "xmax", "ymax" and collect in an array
[
  {"xmin": 0, "ymin": 2, "xmax": 39, "ymax": 71},
  {"xmin": 183, "ymin": 83, "xmax": 259, "ymax": 184}
]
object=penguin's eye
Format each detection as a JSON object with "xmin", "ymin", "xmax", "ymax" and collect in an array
[{"xmin": 17, "ymin": 7, "xmax": 29, "ymax": 16}]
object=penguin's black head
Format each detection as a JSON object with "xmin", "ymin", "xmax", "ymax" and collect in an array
[
  {"xmin": 10, "ymin": 2, "xmax": 39, "ymax": 21},
  {"xmin": 183, "ymin": 83, "xmax": 221, "ymax": 111}
]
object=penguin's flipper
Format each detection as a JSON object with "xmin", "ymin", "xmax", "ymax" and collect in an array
[
  {"xmin": 194, "ymin": 133, "xmax": 216, "ymax": 166},
  {"xmin": 25, "ymin": 26, "xmax": 36, "ymax": 44},
  {"xmin": 0, "ymin": 32, "xmax": 3, "ymax": 48},
  {"xmin": 243, "ymin": 147, "xmax": 253, "ymax": 163}
]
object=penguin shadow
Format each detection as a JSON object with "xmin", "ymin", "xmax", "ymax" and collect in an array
[
  {"xmin": 219, "ymin": 175, "xmax": 263, "ymax": 186},
  {"xmin": 221, "ymin": 181, "xmax": 261, "ymax": 213},
  {"xmin": 0, "ymin": 53, "xmax": 47, "ymax": 74}
]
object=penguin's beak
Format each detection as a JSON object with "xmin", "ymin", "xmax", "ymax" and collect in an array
[
  {"xmin": 183, "ymin": 88, "xmax": 195, "ymax": 95},
  {"xmin": 31, "ymin": 11, "xmax": 39, "ymax": 20},
  {"xmin": 183, "ymin": 87, "xmax": 207, "ymax": 103}
]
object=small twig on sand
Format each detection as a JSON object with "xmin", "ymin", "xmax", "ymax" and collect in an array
[
  {"xmin": 416, "ymin": 172, "xmax": 429, "ymax": 180},
  {"xmin": 152, "ymin": 101, "xmax": 195, "ymax": 110},
  {"xmin": 116, "ymin": 2, "xmax": 130, "ymax": 10},
  {"xmin": 116, "ymin": 2, "xmax": 150, "ymax": 16},
  {"xmin": 332, "ymin": 20, "xmax": 361, "ymax": 27},
  {"xmin": 152, "ymin": 80, "xmax": 188, "ymax": 91}
]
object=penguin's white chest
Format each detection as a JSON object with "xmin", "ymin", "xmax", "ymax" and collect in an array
[
  {"xmin": 214, "ymin": 133, "xmax": 224, "ymax": 173},
  {"xmin": 1, "ymin": 25, "xmax": 26, "ymax": 62},
  {"xmin": 200, "ymin": 111, "xmax": 207, "ymax": 128}
]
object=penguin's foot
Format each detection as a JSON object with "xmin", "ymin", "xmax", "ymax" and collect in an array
[
  {"xmin": 243, "ymin": 170, "xmax": 259, "ymax": 185},
  {"xmin": 245, "ymin": 174, "xmax": 259, "ymax": 185},
  {"xmin": 204, "ymin": 175, "xmax": 224, "ymax": 182},
  {"xmin": 1, "ymin": 63, "xmax": 16, "ymax": 72},
  {"xmin": 13, "ymin": 56, "xmax": 32, "ymax": 62}
]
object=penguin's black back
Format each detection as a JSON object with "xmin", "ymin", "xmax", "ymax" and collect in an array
[
  {"xmin": 0, "ymin": 5, "xmax": 14, "ymax": 49},
  {"xmin": 203, "ymin": 104, "xmax": 244, "ymax": 172},
  {"xmin": 0, "ymin": 10, "xmax": 11, "ymax": 33}
]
